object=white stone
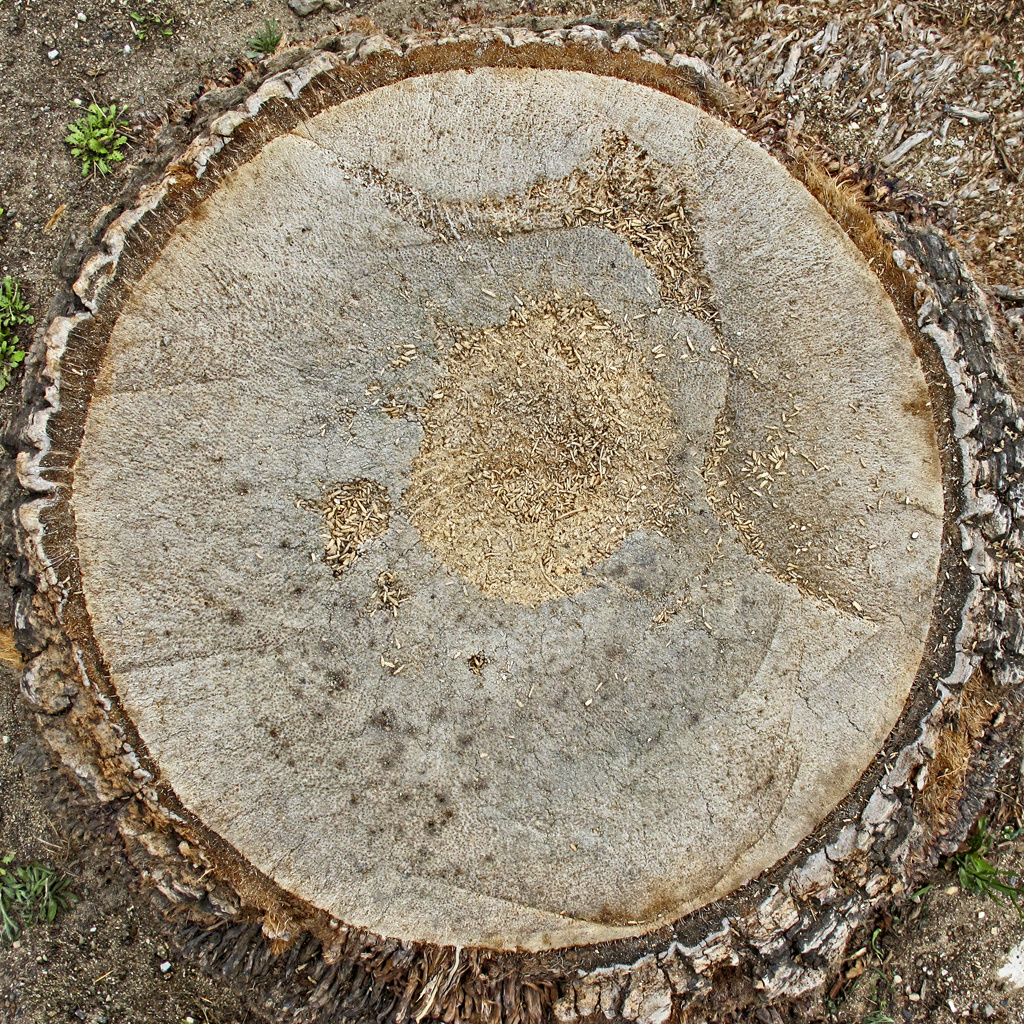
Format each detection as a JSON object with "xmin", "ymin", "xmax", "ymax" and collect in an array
[{"xmin": 998, "ymin": 941, "xmax": 1024, "ymax": 988}]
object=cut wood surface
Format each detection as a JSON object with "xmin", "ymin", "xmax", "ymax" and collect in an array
[{"xmin": 65, "ymin": 68, "xmax": 944, "ymax": 951}]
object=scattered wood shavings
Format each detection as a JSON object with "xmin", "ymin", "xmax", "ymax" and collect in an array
[{"xmin": 297, "ymin": 479, "xmax": 390, "ymax": 576}]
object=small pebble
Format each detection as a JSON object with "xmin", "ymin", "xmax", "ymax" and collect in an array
[
  {"xmin": 76, "ymin": 11, "xmax": 86, "ymax": 21},
  {"xmin": 47, "ymin": 49, "xmax": 59, "ymax": 59},
  {"xmin": 124, "ymin": 43, "xmax": 131, "ymax": 54},
  {"xmin": 159, "ymin": 961, "xmax": 171, "ymax": 973},
  {"xmin": 911, "ymin": 531, "xmax": 919, "ymax": 539}
]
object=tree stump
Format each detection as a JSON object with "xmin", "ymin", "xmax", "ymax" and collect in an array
[{"xmin": 12, "ymin": 30, "xmax": 1024, "ymax": 1024}]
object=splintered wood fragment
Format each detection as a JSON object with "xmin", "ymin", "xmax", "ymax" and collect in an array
[{"xmin": 881, "ymin": 131, "xmax": 932, "ymax": 167}]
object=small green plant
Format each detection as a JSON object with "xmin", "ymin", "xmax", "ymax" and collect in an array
[
  {"xmin": 861, "ymin": 1013, "xmax": 895, "ymax": 1024},
  {"xmin": 65, "ymin": 103, "xmax": 130, "ymax": 177},
  {"xmin": 999, "ymin": 57, "xmax": 1024, "ymax": 95},
  {"xmin": 948, "ymin": 814, "xmax": 1024, "ymax": 914},
  {"xmin": 0, "ymin": 275, "xmax": 32, "ymax": 334},
  {"xmin": 0, "ymin": 275, "xmax": 33, "ymax": 392},
  {"xmin": 0, "ymin": 854, "xmax": 75, "ymax": 942},
  {"xmin": 0, "ymin": 334, "xmax": 26, "ymax": 391},
  {"xmin": 129, "ymin": 10, "xmax": 174, "ymax": 41},
  {"xmin": 246, "ymin": 18, "xmax": 282, "ymax": 56}
]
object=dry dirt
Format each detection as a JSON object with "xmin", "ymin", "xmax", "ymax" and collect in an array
[{"xmin": 1, "ymin": 0, "xmax": 1023, "ymax": 1022}]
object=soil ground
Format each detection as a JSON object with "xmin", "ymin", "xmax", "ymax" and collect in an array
[{"xmin": 0, "ymin": 0, "xmax": 1023, "ymax": 1021}]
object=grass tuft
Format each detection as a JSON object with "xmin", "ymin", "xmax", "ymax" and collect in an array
[
  {"xmin": 0, "ymin": 854, "xmax": 75, "ymax": 942},
  {"xmin": 65, "ymin": 103, "xmax": 129, "ymax": 177},
  {"xmin": 246, "ymin": 18, "xmax": 282, "ymax": 56}
]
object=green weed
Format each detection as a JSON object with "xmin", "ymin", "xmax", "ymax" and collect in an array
[
  {"xmin": 947, "ymin": 815, "xmax": 1024, "ymax": 914},
  {"xmin": 908, "ymin": 882, "xmax": 934, "ymax": 904},
  {"xmin": 246, "ymin": 18, "xmax": 282, "ymax": 56},
  {"xmin": 0, "ymin": 335, "xmax": 26, "ymax": 392},
  {"xmin": 0, "ymin": 275, "xmax": 32, "ymax": 334},
  {"xmin": 65, "ymin": 103, "xmax": 129, "ymax": 177},
  {"xmin": 129, "ymin": 9, "xmax": 175, "ymax": 41},
  {"xmin": 0, "ymin": 276, "xmax": 33, "ymax": 392},
  {"xmin": 0, "ymin": 854, "xmax": 75, "ymax": 942},
  {"xmin": 999, "ymin": 58, "xmax": 1024, "ymax": 95},
  {"xmin": 859, "ymin": 927, "xmax": 896, "ymax": 1024}
]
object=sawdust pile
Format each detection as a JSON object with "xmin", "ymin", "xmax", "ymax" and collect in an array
[
  {"xmin": 557, "ymin": 136, "xmax": 714, "ymax": 316},
  {"xmin": 405, "ymin": 297, "xmax": 681, "ymax": 605},
  {"xmin": 366, "ymin": 134, "xmax": 715, "ymax": 319},
  {"xmin": 297, "ymin": 479, "xmax": 391, "ymax": 575}
]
